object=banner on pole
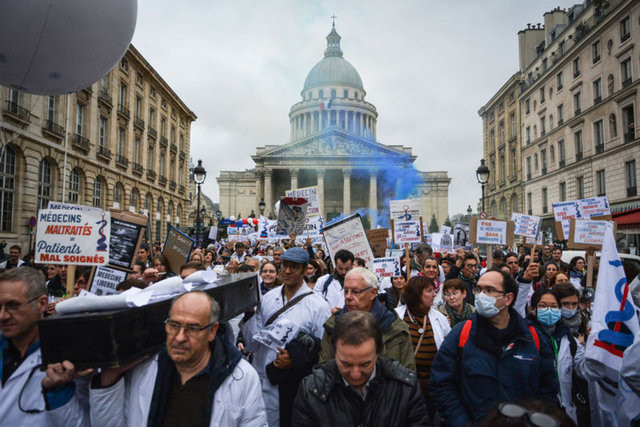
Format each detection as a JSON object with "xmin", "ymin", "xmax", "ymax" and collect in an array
[
  {"xmin": 511, "ymin": 212, "xmax": 541, "ymax": 239},
  {"xmin": 372, "ymin": 257, "xmax": 401, "ymax": 278},
  {"xmin": 389, "ymin": 198, "xmax": 423, "ymax": 220},
  {"xmin": 286, "ymin": 186, "xmax": 322, "ymax": 218},
  {"xmin": 322, "ymin": 213, "xmax": 374, "ymax": 270}
]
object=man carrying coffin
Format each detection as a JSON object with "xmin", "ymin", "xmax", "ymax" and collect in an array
[
  {"xmin": 42, "ymin": 291, "xmax": 267, "ymax": 426},
  {"xmin": 0, "ymin": 268, "xmax": 87, "ymax": 426}
]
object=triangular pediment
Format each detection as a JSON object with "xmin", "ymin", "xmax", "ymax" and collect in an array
[{"xmin": 260, "ymin": 130, "xmax": 409, "ymax": 159}]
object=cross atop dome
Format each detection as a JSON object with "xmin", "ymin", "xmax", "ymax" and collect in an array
[{"xmin": 324, "ymin": 19, "xmax": 343, "ymax": 58}]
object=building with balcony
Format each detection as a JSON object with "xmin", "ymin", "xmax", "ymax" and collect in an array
[{"xmin": 0, "ymin": 45, "xmax": 197, "ymax": 251}]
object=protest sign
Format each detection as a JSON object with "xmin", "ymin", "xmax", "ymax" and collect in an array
[
  {"xmin": 372, "ymin": 257, "xmax": 401, "ymax": 278},
  {"xmin": 322, "ymin": 213, "xmax": 374, "ymax": 270},
  {"xmin": 276, "ymin": 197, "xmax": 308, "ymax": 235},
  {"xmin": 252, "ymin": 317, "xmax": 300, "ymax": 351},
  {"xmin": 163, "ymin": 226, "xmax": 195, "ymax": 273},
  {"xmin": 453, "ymin": 222, "xmax": 470, "ymax": 248},
  {"xmin": 47, "ymin": 201, "xmax": 103, "ymax": 213},
  {"xmin": 391, "ymin": 220, "xmax": 422, "ymax": 245},
  {"xmin": 89, "ymin": 266, "xmax": 127, "ymax": 296},
  {"xmin": 469, "ymin": 218, "xmax": 514, "ymax": 246},
  {"xmin": 108, "ymin": 210, "xmax": 147, "ymax": 270},
  {"xmin": 389, "ymin": 198, "xmax": 423, "ymax": 220},
  {"xmin": 366, "ymin": 228, "xmax": 389, "ymax": 257},
  {"xmin": 568, "ymin": 219, "xmax": 614, "ymax": 250},
  {"xmin": 553, "ymin": 200, "xmax": 580, "ymax": 240},
  {"xmin": 523, "ymin": 232, "xmax": 543, "ymax": 248},
  {"xmin": 286, "ymin": 186, "xmax": 322, "ymax": 218},
  {"xmin": 511, "ymin": 212, "xmax": 541, "ymax": 239},
  {"xmin": 579, "ymin": 196, "xmax": 611, "ymax": 219},
  {"xmin": 440, "ymin": 225, "xmax": 452, "ymax": 235},
  {"xmin": 431, "ymin": 233, "xmax": 454, "ymax": 253},
  {"xmin": 35, "ymin": 208, "xmax": 110, "ymax": 265},
  {"xmin": 208, "ymin": 226, "xmax": 218, "ymax": 241}
]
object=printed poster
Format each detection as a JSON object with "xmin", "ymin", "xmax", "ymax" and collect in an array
[
  {"xmin": 393, "ymin": 220, "xmax": 422, "ymax": 245},
  {"xmin": 372, "ymin": 257, "xmax": 401, "ymax": 278},
  {"xmin": 389, "ymin": 198, "xmax": 423, "ymax": 220}
]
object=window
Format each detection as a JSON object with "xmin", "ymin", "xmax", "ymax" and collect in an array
[
  {"xmin": 542, "ymin": 188, "xmax": 548, "ymax": 213},
  {"xmin": 610, "ymin": 114, "xmax": 617, "ymax": 137},
  {"xmin": 93, "ymin": 178, "xmax": 103, "ymax": 208},
  {"xmin": 490, "ymin": 129, "xmax": 495, "ymax": 149},
  {"xmin": 541, "ymin": 149, "xmax": 547, "ymax": 172},
  {"xmin": 527, "ymin": 192, "xmax": 532, "ymax": 215},
  {"xmin": 159, "ymin": 152, "xmax": 165, "ymax": 175},
  {"xmin": 574, "ymin": 92, "xmax": 581, "ymax": 115},
  {"xmin": 331, "ymin": 89, "xmax": 336, "ymax": 99},
  {"xmin": 622, "ymin": 105, "xmax": 635, "ymax": 142},
  {"xmin": 75, "ymin": 103, "xmax": 85, "ymax": 135},
  {"xmin": 608, "ymin": 74, "xmax": 615, "ymax": 96},
  {"xmin": 559, "ymin": 40, "xmax": 566, "ymax": 55},
  {"xmin": 525, "ymin": 99, "xmax": 530, "ymax": 115},
  {"xmin": 118, "ymin": 128, "xmax": 125, "ymax": 156},
  {"xmin": 540, "ymin": 86, "xmax": 545, "ymax": 104},
  {"xmin": 577, "ymin": 176, "xmax": 585, "ymax": 199},
  {"xmin": 179, "ymin": 134, "xmax": 184, "ymax": 150},
  {"xmin": 161, "ymin": 118, "xmax": 166, "ymax": 137},
  {"xmin": 130, "ymin": 188, "xmax": 139, "ymax": 211},
  {"xmin": 509, "ymin": 113, "xmax": 516, "ymax": 138},
  {"xmin": 620, "ymin": 16, "xmax": 630, "ymax": 42},
  {"xmin": 558, "ymin": 139, "xmax": 565, "ymax": 165},
  {"xmin": 135, "ymin": 96, "xmax": 142, "ymax": 118},
  {"xmin": 149, "ymin": 108, "xmax": 156, "ymax": 127},
  {"xmin": 47, "ymin": 96, "xmax": 56, "ymax": 123},
  {"xmin": 596, "ymin": 170, "xmax": 606, "ymax": 196},
  {"xmin": 99, "ymin": 117, "xmax": 107, "ymax": 148},
  {"xmin": 526, "ymin": 156, "xmax": 532, "ymax": 179},
  {"xmin": 593, "ymin": 78, "xmax": 602, "ymax": 103},
  {"xmin": 550, "ymin": 145, "xmax": 555, "ymax": 164},
  {"xmin": 499, "ymin": 121, "xmax": 504, "ymax": 144},
  {"xmin": 0, "ymin": 146, "xmax": 15, "ymax": 231},
  {"xmin": 626, "ymin": 160, "xmax": 637, "ymax": 197},
  {"xmin": 170, "ymin": 126, "xmax": 176, "ymax": 145},
  {"xmin": 557, "ymin": 72, "xmax": 563, "ymax": 90},
  {"xmin": 594, "ymin": 120, "xmax": 604, "ymax": 151},
  {"xmin": 559, "ymin": 182, "xmax": 566, "ymax": 201},
  {"xmin": 510, "ymin": 148, "xmax": 517, "ymax": 177},
  {"xmin": 540, "ymin": 116, "xmax": 546, "ymax": 136},
  {"xmin": 592, "ymin": 40, "xmax": 601, "ymax": 63},
  {"xmin": 68, "ymin": 168, "xmax": 80, "ymax": 204},
  {"xmin": 534, "ymin": 153, "xmax": 539, "ymax": 170},
  {"xmin": 37, "ymin": 158, "xmax": 52, "ymax": 210},
  {"xmin": 573, "ymin": 57, "xmax": 581, "ymax": 78},
  {"xmin": 526, "ymin": 127, "xmax": 531, "ymax": 144},
  {"xmin": 319, "ymin": 89, "xmax": 324, "ymax": 99},
  {"xmin": 134, "ymin": 137, "xmax": 140, "ymax": 164},
  {"xmin": 119, "ymin": 83, "xmax": 127, "ymax": 106},
  {"xmin": 500, "ymin": 154, "xmax": 505, "ymax": 182},
  {"xmin": 114, "ymin": 184, "xmax": 122, "ymax": 208},
  {"xmin": 557, "ymin": 104, "xmax": 564, "ymax": 125},
  {"xmin": 156, "ymin": 199, "xmax": 163, "ymax": 241},
  {"xmin": 343, "ymin": 90, "xmax": 348, "ymax": 98},
  {"xmin": 574, "ymin": 130, "xmax": 583, "ymax": 160},
  {"xmin": 622, "ymin": 58, "xmax": 633, "ymax": 86},
  {"xmin": 500, "ymin": 198, "xmax": 508, "ymax": 218},
  {"xmin": 148, "ymin": 147, "xmax": 154, "ymax": 169}
]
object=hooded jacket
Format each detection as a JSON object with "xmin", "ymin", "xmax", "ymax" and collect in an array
[{"xmin": 318, "ymin": 298, "xmax": 416, "ymax": 371}]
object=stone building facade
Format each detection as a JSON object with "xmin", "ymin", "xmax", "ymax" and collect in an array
[
  {"xmin": 0, "ymin": 45, "xmax": 196, "ymax": 252},
  {"xmin": 218, "ymin": 25, "xmax": 450, "ymax": 224}
]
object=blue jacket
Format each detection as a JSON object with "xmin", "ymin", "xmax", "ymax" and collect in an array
[{"xmin": 429, "ymin": 310, "xmax": 558, "ymax": 426}]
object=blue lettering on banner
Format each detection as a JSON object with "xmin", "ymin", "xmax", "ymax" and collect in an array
[
  {"xmin": 39, "ymin": 213, "xmax": 82, "ymax": 223},
  {"xmin": 36, "ymin": 241, "xmax": 81, "ymax": 254}
]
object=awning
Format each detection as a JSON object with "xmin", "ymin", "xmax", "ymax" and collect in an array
[{"xmin": 613, "ymin": 208, "xmax": 640, "ymax": 234}]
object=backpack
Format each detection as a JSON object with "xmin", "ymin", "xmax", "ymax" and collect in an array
[
  {"xmin": 569, "ymin": 337, "xmax": 591, "ymax": 427},
  {"xmin": 458, "ymin": 318, "xmax": 540, "ymax": 350}
]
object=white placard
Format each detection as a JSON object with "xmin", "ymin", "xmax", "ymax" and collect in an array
[
  {"xmin": 511, "ymin": 212, "xmax": 541, "ymax": 239},
  {"xmin": 440, "ymin": 225, "xmax": 452, "ymax": 235},
  {"xmin": 47, "ymin": 201, "xmax": 103, "ymax": 212},
  {"xmin": 286, "ymin": 186, "xmax": 322, "ymax": 218},
  {"xmin": 552, "ymin": 200, "xmax": 580, "ymax": 221},
  {"xmin": 389, "ymin": 198, "xmax": 423, "ymax": 220},
  {"xmin": 372, "ymin": 257, "xmax": 401, "ymax": 278},
  {"xmin": 393, "ymin": 220, "xmax": 422, "ymax": 245},
  {"xmin": 453, "ymin": 222, "xmax": 470, "ymax": 248},
  {"xmin": 475, "ymin": 220, "xmax": 507, "ymax": 245},
  {"xmin": 322, "ymin": 214, "xmax": 374, "ymax": 270},
  {"xmin": 525, "ymin": 232, "xmax": 543, "ymax": 246},
  {"xmin": 91, "ymin": 266, "xmax": 127, "ymax": 296},
  {"xmin": 252, "ymin": 317, "xmax": 301, "ymax": 351},
  {"xmin": 431, "ymin": 233, "xmax": 454, "ymax": 253},
  {"xmin": 573, "ymin": 219, "xmax": 609, "ymax": 246},
  {"xmin": 579, "ymin": 196, "xmax": 611, "ymax": 218},
  {"xmin": 35, "ymin": 209, "xmax": 110, "ymax": 265},
  {"xmin": 208, "ymin": 226, "xmax": 218, "ymax": 240}
]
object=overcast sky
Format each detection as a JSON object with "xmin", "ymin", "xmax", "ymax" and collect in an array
[{"xmin": 132, "ymin": 0, "xmax": 565, "ymax": 216}]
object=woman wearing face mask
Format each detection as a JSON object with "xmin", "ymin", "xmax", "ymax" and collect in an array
[
  {"xmin": 529, "ymin": 288, "xmax": 586, "ymax": 424},
  {"xmin": 304, "ymin": 259, "xmax": 322, "ymax": 289},
  {"xmin": 552, "ymin": 283, "xmax": 588, "ymax": 339}
]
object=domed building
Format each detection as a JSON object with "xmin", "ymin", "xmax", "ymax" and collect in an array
[{"xmin": 217, "ymin": 25, "xmax": 450, "ymax": 223}]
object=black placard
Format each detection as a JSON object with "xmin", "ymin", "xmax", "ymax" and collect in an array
[{"xmin": 108, "ymin": 218, "xmax": 142, "ymax": 268}]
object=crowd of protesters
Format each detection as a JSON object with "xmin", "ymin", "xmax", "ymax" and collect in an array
[{"xmin": 0, "ymin": 232, "xmax": 639, "ymax": 426}]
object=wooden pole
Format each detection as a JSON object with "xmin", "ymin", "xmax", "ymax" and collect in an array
[
  {"xmin": 65, "ymin": 265, "xmax": 76, "ymax": 297},
  {"xmin": 405, "ymin": 243, "xmax": 410, "ymax": 278},
  {"xmin": 486, "ymin": 245, "xmax": 493, "ymax": 269}
]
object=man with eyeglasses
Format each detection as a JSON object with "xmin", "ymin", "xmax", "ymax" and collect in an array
[
  {"xmin": 42, "ymin": 291, "xmax": 267, "ymax": 426},
  {"xmin": 430, "ymin": 268, "xmax": 558, "ymax": 426},
  {"xmin": 318, "ymin": 267, "xmax": 416, "ymax": 371},
  {"xmin": 0, "ymin": 267, "xmax": 87, "ymax": 425},
  {"xmin": 446, "ymin": 251, "xmax": 479, "ymax": 306},
  {"xmin": 240, "ymin": 247, "xmax": 331, "ymax": 426}
]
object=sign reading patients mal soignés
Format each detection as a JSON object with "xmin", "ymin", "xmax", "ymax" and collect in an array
[{"xmin": 35, "ymin": 208, "xmax": 111, "ymax": 265}]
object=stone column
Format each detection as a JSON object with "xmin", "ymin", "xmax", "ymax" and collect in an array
[
  {"xmin": 369, "ymin": 168, "xmax": 378, "ymax": 211},
  {"xmin": 255, "ymin": 170, "xmax": 264, "ymax": 213},
  {"xmin": 264, "ymin": 169, "xmax": 273, "ymax": 218},
  {"xmin": 342, "ymin": 167, "xmax": 351, "ymax": 214},
  {"xmin": 316, "ymin": 169, "xmax": 325, "ymax": 215},
  {"xmin": 290, "ymin": 168, "xmax": 299, "ymax": 189}
]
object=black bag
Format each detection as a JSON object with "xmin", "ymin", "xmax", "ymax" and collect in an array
[{"xmin": 569, "ymin": 337, "xmax": 591, "ymax": 427}]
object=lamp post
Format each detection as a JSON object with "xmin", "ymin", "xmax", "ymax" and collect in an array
[
  {"xmin": 193, "ymin": 159, "xmax": 206, "ymax": 247},
  {"xmin": 475, "ymin": 159, "xmax": 490, "ymax": 213},
  {"xmin": 466, "ymin": 205, "xmax": 472, "ymax": 221},
  {"xmin": 258, "ymin": 198, "xmax": 266, "ymax": 217}
]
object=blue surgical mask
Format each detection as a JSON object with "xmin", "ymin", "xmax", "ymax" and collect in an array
[
  {"xmin": 537, "ymin": 307, "xmax": 561, "ymax": 326},
  {"xmin": 475, "ymin": 292, "xmax": 501, "ymax": 318},
  {"xmin": 561, "ymin": 307, "xmax": 578, "ymax": 319}
]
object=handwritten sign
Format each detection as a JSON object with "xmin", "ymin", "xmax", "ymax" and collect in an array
[
  {"xmin": 389, "ymin": 198, "xmax": 423, "ymax": 220},
  {"xmin": 579, "ymin": 196, "xmax": 611, "ymax": 218},
  {"xmin": 89, "ymin": 266, "xmax": 127, "ymax": 296},
  {"xmin": 322, "ymin": 213, "xmax": 374, "ymax": 270},
  {"xmin": 392, "ymin": 220, "xmax": 422, "ymax": 245},
  {"xmin": 431, "ymin": 233, "xmax": 454, "ymax": 253},
  {"xmin": 372, "ymin": 257, "xmax": 401, "ymax": 278},
  {"xmin": 366, "ymin": 228, "xmax": 389, "ymax": 258},
  {"xmin": 553, "ymin": 197, "xmax": 611, "ymax": 239},
  {"xmin": 35, "ymin": 208, "xmax": 110, "ymax": 265},
  {"xmin": 469, "ymin": 219, "xmax": 513, "ymax": 245},
  {"xmin": 163, "ymin": 226, "xmax": 195, "ymax": 273},
  {"xmin": 568, "ymin": 219, "xmax": 610, "ymax": 249},
  {"xmin": 453, "ymin": 222, "xmax": 470, "ymax": 248},
  {"xmin": 511, "ymin": 212, "xmax": 541, "ymax": 239},
  {"xmin": 276, "ymin": 197, "xmax": 308, "ymax": 235},
  {"xmin": 440, "ymin": 225, "xmax": 452, "ymax": 235},
  {"xmin": 286, "ymin": 186, "xmax": 322, "ymax": 218}
]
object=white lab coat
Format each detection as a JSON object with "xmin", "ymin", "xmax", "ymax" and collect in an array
[
  {"xmin": 313, "ymin": 274, "xmax": 344, "ymax": 309},
  {"xmin": 0, "ymin": 259, "xmax": 24, "ymax": 269},
  {"xmin": 75, "ymin": 352, "xmax": 267, "ymax": 427},
  {"xmin": 241, "ymin": 283, "xmax": 331, "ymax": 427},
  {"xmin": 394, "ymin": 304, "xmax": 451, "ymax": 349},
  {"xmin": 555, "ymin": 334, "xmax": 587, "ymax": 423}
]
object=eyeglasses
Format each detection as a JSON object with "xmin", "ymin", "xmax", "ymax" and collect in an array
[
  {"xmin": 0, "ymin": 296, "xmax": 40, "ymax": 315},
  {"xmin": 473, "ymin": 285, "xmax": 508, "ymax": 297},
  {"xmin": 497, "ymin": 403, "xmax": 560, "ymax": 427},
  {"xmin": 344, "ymin": 286, "xmax": 373, "ymax": 296},
  {"xmin": 444, "ymin": 290, "xmax": 461, "ymax": 299},
  {"xmin": 423, "ymin": 289, "xmax": 437, "ymax": 296},
  {"xmin": 164, "ymin": 318, "xmax": 214, "ymax": 336},
  {"xmin": 465, "ymin": 264, "xmax": 478, "ymax": 269}
]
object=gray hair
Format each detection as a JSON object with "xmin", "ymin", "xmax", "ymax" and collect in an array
[
  {"xmin": 346, "ymin": 267, "xmax": 378, "ymax": 289},
  {"xmin": 0, "ymin": 267, "xmax": 46, "ymax": 300},
  {"xmin": 170, "ymin": 291, "xmax": 220, "ymax": 324}
]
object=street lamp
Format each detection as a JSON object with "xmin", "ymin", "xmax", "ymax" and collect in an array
[
  {"xmin": 193, "ymin": 159, "xmax": 206, "ymax": 247},
  {"xmin": 258, "ymin": 198, "xmax": 266, "ymax": 216},
  {"xmin": 466, "ymin": 205, "xmax": 472, "ymax": 217},
  {"xmin": 475, "ymin": 159, "xmax": 490, "ymax": 213}
]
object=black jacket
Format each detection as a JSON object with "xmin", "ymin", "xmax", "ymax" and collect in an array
[{"xmin": 291, "ymin": 356, "xmax": 430, "ymax": 427}]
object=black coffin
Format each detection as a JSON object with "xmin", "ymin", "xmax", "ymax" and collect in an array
[{"xmin": 38, "ymin": 273, "xmax": 259, "ymax": 370}]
